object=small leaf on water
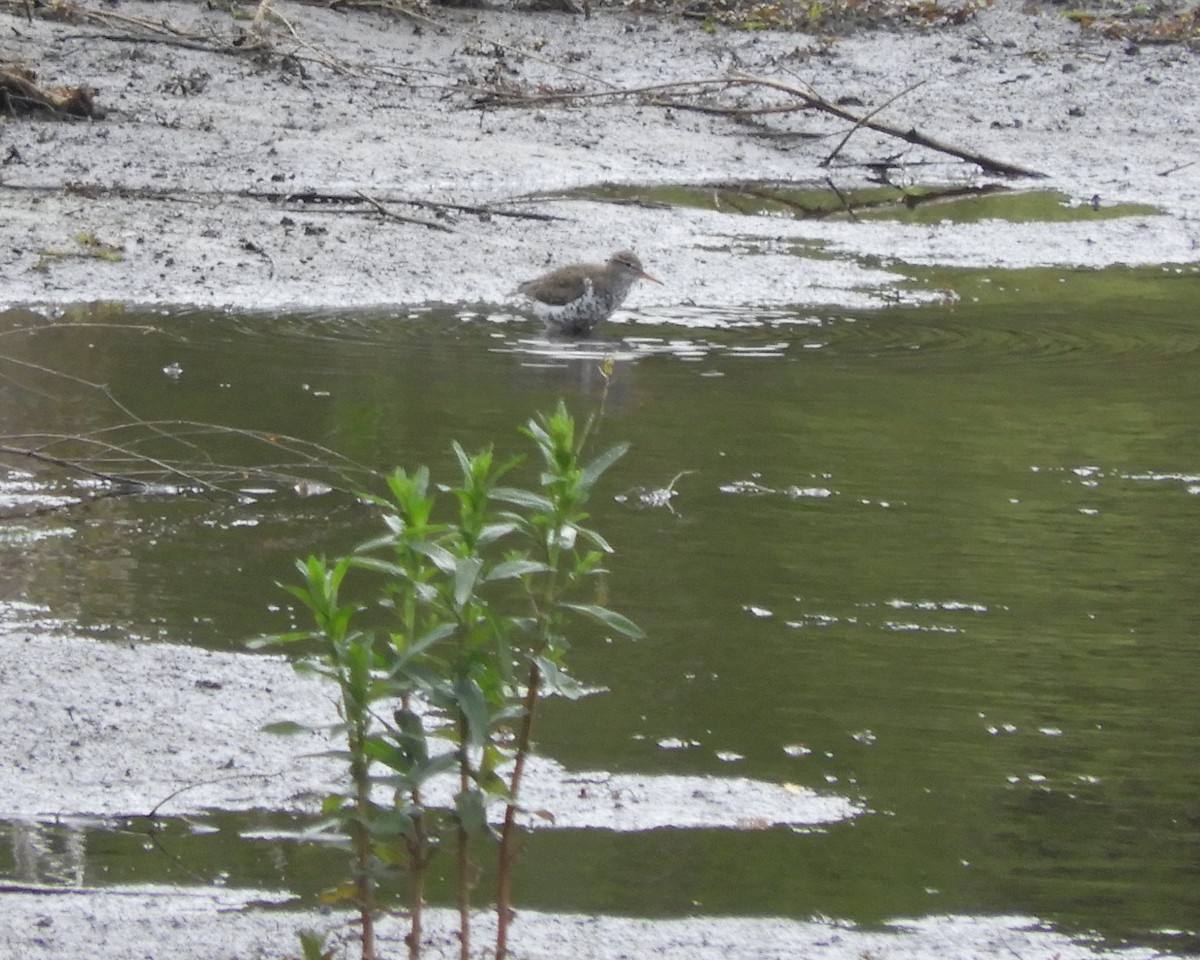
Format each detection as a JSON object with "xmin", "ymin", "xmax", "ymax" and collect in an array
[
  {"xmin": 320, "ymin": 794, "xmax": 350, "ymax": 816},
  {"xmin": 491, "ymin": 487, "xmax": 554, "ymax": 511},
  {"xmin": 247, "ymin": 630, "xmax": 310, "ymax": 650},
  {"xmin": 261, "ymin": 720, "xmax": 313, "ymax": 736},
  {"xmin": 318, "ymin": 881, "xmax": 359, "ymax": 905}
]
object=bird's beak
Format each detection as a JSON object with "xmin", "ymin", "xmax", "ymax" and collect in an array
[{"xmin": 640, "ymin": 269, "xmax": 663, "ymax": 285}]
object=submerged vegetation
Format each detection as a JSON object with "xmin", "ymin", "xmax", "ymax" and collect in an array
[{"xmin": 255, "ymin": 403, "xmax": 642, "ymax": 960}]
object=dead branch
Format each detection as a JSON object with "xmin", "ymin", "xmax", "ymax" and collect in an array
[
  {"xmin": 0, "ymin": 443, "xmax": 152, "ymax": 491},
  {"xmin": 728, "ymin": 71, "xmax": 1044, "ymax": 178},
  {"xmin": 243, "ymin": 187, "xmax": 568, "ymax": 223},
  {"xmin": 469, "ymin": 77, "xmax": 731, "ymax": 109},
  {"xmin": 821, "ymin": 78, "xmax": 928, "ymax": 168},
  {"xmin": 354, "ymin": 189, "xmax": 455, "ymax": 232},
  {"xmin": 476, "ymin": 71, "xmax": 1042, "ymax": 179}
]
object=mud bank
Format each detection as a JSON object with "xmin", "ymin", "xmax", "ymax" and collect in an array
[{"xmin": 2, "ymin": 1, "xmax": 1199, "ymax": 315}]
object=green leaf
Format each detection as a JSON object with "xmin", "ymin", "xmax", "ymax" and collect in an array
[
  {"xmin": 401, "ymin": 622, "xmax": 456, "ymax": 658},
  {"xmin": 485, "ymin": 558, "xmax": 552, "ymax": 581},
  {"xmin": 376, "ymin": 750, "xmax": 456, "ymax": 794},
  {"xmin": 491, "ymin": 486, "xmax": 554, "ymax": 512},
  {"xmin": 353, "ymin": 530, "xmax": 399, "ymax": 554},
  {"xmin": 580, "ymin": 440, "xmax": 630, "ymax": 490},
  {"xmin": 534, "ymin": 655, "xmax": 586, "ymax": 700},
  {"xmin": 417, "ymin": 751, "xmax": 458, "ymax": 782},
  {"xmin": 558, "ymin": 602, "xmax": 645, "ymax": 640},
  {"xmin": 261, "ymin": 720, "xmax": 315, "ymax": 736},
  {"xmin": 454, "ymin": 556, "xmax": 484, "ymax": 611},
  {"xmin": 476, "ymin": 765, "xmax": 510, "ymax": 798},
  {"xmin": 292, "ymin": 660, "xmax": 337, "ymax": 680},
  {"xmin": 347, "ymin": 556, "xmax": 411, "ymax": 579},
  {"xmin": 577, "ymin": 526, "xmax": 615, "ymax": 554},
  {"xmin": 409, "ymin": 540, "xmax": 459, "ymax": 574},
  {"xmin": 320, "ymin": 794, "xmax": 351, "ymax": 816},
  {"xmin": 297, "ymin": 928, "xmax": 334, "ymax": 960},
  {"xmin": 453, "ymin": 676, "xmax": 489, "ymax": 748},
  {"xmin": 451, "ymin": 439, "xmax": 473, "ymax": 477},
  {"xmin": 391, "ymin": 707, "xmax": 430, "ymax": 765},
  {"xmin": 369, "ymin": 806, "xmax": 415, "ymax": 838},
  {"xmin": 453, "ymin": 788, "xmax": 492, "ymax": 837},
  {"xmin": 476, "ymin": 520, "xmax": 519, "ymax": 545},
  {"xmin": 362, "ymin": 737, "xmax": 407, "ymax": 770}
]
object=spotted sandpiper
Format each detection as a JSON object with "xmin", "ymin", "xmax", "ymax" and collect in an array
[{"xmin": 517, "ymin": 249, "xmax": 662, "ymax": 336}]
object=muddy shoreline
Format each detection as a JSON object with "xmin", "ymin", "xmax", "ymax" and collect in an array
[{"xmin": 3, "ymin": 1, "xmax": 1199, "ymax": 315}]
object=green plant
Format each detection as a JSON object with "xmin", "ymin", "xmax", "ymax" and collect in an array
[
  {"xmin": 256, "ymin": 402, "xmax": 642, "ymax": 960},
  {"xmin": 295, "ymin": 928, "xmax": 335, "ymax": 960},
  {"xmin": 490, "ymin": 403, "xmax": 645, "ymax": 959}
]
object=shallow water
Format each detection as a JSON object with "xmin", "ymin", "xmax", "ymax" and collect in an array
[{"xmin": 1, "ymin": 265, "xmax": 1198, "ymax": 953}]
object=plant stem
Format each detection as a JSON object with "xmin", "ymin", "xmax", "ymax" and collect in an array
[
  {"xmin": 457, "ymin": 714, "xmax": 471, "ymax": 960},
  {"xmin": 494, "ymin": 658, "xmax": 542, "ymax": 960},
  {"xmin": 351, "ymin": 722, "xmax": 377, "ymax": 960},
  {"xmin": 407, "ymin": 801, "xmax": 426, "ymax": 960}
]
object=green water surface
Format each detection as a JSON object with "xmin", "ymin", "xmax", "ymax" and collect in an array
[{"xmin": 0, "ymin": 265, "xmax": 1197, "ymax": 953}]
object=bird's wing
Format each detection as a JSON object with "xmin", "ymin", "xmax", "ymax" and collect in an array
[{"xmin": 518, "ymin": 270, "xmax": 590, "ymax": 306}]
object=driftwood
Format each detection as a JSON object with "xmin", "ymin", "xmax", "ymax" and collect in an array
[
  {"xmin": 728, "ymin": 72, "xmax": 1043, "ymax": 178},
  {"xmin": 0, "ymin": 65, "xmax": 100, "ymax": 118}
]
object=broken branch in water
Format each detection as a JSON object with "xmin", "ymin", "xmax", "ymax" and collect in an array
[{"xmin": 0, "ymin": 327, "xmax": 381, "ymax": 505}]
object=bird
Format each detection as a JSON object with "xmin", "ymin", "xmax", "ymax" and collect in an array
[{"xmin": 516, "ymin": 250, "xmax": 662, "ymax": 336}]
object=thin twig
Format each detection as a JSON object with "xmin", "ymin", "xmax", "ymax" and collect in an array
[
  {"xmin": 147, "ymin": 771, "xmax": 285, "ymax": 818},
  {"xmin": 821, "ymin": 77, "xmax": 928, "ymax": 167},
  {"xmin": 824, "ymin": 176, "xmax": 860, "ymax": 222},
  {"xmin": 355, "ymin": 189, "xmax": 455, "ymax": 232},
  {"xmin": 249, "ymin": 188, "xmax": 566, "ymax": 223}
]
